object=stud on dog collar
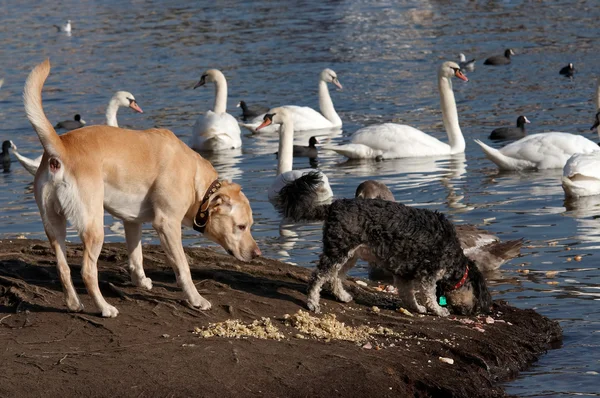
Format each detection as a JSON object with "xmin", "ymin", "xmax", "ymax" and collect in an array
[{"xmin": 193, "ymin": 180, "xmax": 222, "ymax": 233}]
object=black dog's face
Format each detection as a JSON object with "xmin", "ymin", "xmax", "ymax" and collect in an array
[{"xmin": 445, "ymin": 265, "xmax": 492, "ymax": 315}]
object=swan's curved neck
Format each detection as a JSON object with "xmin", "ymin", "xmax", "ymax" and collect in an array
[
  {"xmin": 105, "ymin": 97, "xmax": 121, "ymax": 127},
  {"xmin": 277, "ymin": 118, "xmax": 294, "ymax": 175},
  {"xmin": 319, "ymin": 80, "xmax": 341, "ymax": 125},
  {"xmin": 212, "ymin": 74, "xmax": 228, "ymax": 114},
  {"xmin": 438, "ymin": 74, "xmax": 465, "ymax": 153}
]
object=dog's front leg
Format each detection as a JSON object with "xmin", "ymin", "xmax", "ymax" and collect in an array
[
  {"xmin": 153, "ymin": 217, "xmax": 211, "ymax": 310},
  {"xmin": 421, "ymin": 277, "xmax": 450, "ymax": 317},
  {"xmin": 124, "ymin": 221, "xmax": 152, "ymax": 290},
  {"xmin": 393, "ymin": 276, "xmax": 427, "ymax": 314}
]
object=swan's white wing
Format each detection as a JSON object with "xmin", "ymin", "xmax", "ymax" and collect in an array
[
  {"xmin": 563, "ymin": 152, "xmax": 600, "ymax": 197},
  {"xmin": 564, "ymin": 152, "xmax": 600, "ymax": 178},
  {"xmin": 192, "ymin": 111, "xmax": 241, "ymax": 151},
  {"xmin": 350, "ymin": 123, "xmax": 450, "ymax": 158},
  {"xmin": 501, "ymin": 133, "xmax": 599, "ymax": 169},
  {"xmin": 283, "ymin": 106, "xmax": 339, "ymax": 131},
  {"xmin": 324, "ymin": 143, "xmax": 383, "ymax": 159},
  {"xmin": 240, "ymin": 105, "xmax": 338, "ymax": 133}
]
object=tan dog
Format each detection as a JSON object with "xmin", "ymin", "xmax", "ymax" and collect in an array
[{"xmin": 24, "ymin": 60, "xmax": 261, "ymax": 317}]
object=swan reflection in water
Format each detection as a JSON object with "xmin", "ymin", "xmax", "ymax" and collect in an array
[
  {"xmin": 199, "ymin": 148, "xmax": 244, "ymax": 182},
  {"xmin": 479, "ymin": 168, "xmax": 565, "ymax": 211},
  {"xmin": 245, "ymin": 126, "xmax": 343, "ymax": 157},
  {"xmin": 564, "ymin": 195, "xmax": 600, "ymax": 247}
]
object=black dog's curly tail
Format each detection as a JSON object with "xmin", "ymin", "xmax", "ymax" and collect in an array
[{"xmin": 277, "ymin": 171, "xmax": 330, "ymax": 221}]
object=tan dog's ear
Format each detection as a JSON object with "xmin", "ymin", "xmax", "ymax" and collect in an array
[{"xmin": 207, "ymin": 193, "xmax": 232, "ymax": 214}]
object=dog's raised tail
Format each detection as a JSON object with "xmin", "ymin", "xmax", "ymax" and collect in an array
[
  {"xmin": 23, "ymin": 59, "xmax": 65, "ymax": 160},
  {"xmin": 277, "ymin": 171, "xmax": 330, "ymax": 221}
]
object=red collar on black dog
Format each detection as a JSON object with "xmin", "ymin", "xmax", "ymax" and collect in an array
[
  {"xmin": 450, "ymin": 265, "xmax": 469, "ymax": 291},
  {"xmin": 193, "ymin": 180, "xmax": 222, "ymax": 234}
]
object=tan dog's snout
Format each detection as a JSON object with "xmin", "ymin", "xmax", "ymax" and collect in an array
[{"xmin": 252, "ymin": 245, "xmax": 262, "ymax": 259}]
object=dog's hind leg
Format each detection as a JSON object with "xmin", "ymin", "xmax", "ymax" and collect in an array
[
  {"xmin": 153, "ymin": 215, "xmax": 211, "ymax": 310},
  {"xmin": 43, "ymin": 210, "xmax": 83, "ymax": 312},
  {"xmin": 393, "ymin": 276, "xmax": 426, "ymax": 314},
  {"xmin": 124, "ymin": 222, "xmax": 152, "ymax": 290},
  {"xmin": 330, "ymin": 255, "xmax": 356, "ymax": 304},
  {"xmin": 80, "ymin": 215, "xmax": 119, "ymax": 318},
  {"xmin": 307, "ymin": 254, "xmax": 352, "ymax": 313}
]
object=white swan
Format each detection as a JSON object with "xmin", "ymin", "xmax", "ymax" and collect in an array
[
  {"xmin": 240, "ymin": 68, "xmax": 343, "ymax": 134},
  {"xmin": 105, "ymin": 91, "xmax": 143, "ymax": 127},
  {"xmin": 191, "ymin": 69, "xmax": 241, "ymax": 152},
  {"xmin": 475, "ymin": 133, "xmax": 600, "ymax": 171},
  {"xmin": 325, "ymin": 61, "xmax": 468, "ymax": 159},
  {"xmin": 476, "ymin": 132, "xmax": 600, "ymax": 171},
  {"xmin": 12, "ymin": 91, "xmax": 142, "ymax": 176},
  {"xmin": 562, "ymin": 152, "xmax": 600, "ymax": 197},
  {"xmin": 561, "ymin": 110, "xmax": 600, "ymax": 197},
  {"xmin": 258, "ymin": 107, "xmax": 332, "ymax": 204}
]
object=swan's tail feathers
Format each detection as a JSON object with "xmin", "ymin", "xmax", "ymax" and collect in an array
[
  {"xmin": 323, "ymin": 144, "xmax": 379, "ymax": 159},
  {"xmin": 277, "ymin": 172, "xmax": 331, "ymax": 221},
  {"xmin": 473, "ymin": 139, "xmax": 530, "ymax": 171},
  {"xmin": 23, "ymin": 59, "xmax": 66, "ymax": 160}
]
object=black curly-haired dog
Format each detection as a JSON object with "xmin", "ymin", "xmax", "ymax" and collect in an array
[{"xmin": 278, "ymin": 173, "xmax": 492, "ymax": 316}]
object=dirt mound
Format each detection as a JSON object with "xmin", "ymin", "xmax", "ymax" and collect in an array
[{"xmin": 0, "ymin": 240, "xmax": 561, "ymax": 397}]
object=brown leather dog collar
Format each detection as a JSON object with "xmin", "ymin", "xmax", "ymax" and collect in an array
[
  {"xmin": 450, "ymin": 265, "xmax": 469, "ymax": 291},
  {"xmin": 193, "ymin": 180, "xmax": 222, "ymax": 233}
]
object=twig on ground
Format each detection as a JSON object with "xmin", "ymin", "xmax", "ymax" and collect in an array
[
  {"xmin": 71, "ymin": 314, "xmax": 114, "ymax": 334},
  {"xmin": 107, "ymin": 283, "xmax": 133, "ymax": 301}
]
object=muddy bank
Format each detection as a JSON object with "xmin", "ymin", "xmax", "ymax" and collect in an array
[{"xmin": 0, "ymin": 240, "xmax": 561, "ymax": 397}]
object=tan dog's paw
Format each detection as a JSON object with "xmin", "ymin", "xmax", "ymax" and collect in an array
[
  {"xmin": 66, "ymin": 297, "xmax": 84, "ymax": 312},
  {"xmin": 190, "ymin": 296, "xmax": 212, "ymax": 310},
  {"xmin": 137, "ymin": 277, "xmax": 153, "ymax": 290},
  {"xmin": 101, "ymin": 304, "xmax": 119, "ymax": 318}
]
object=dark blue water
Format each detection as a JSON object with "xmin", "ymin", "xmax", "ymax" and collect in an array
[{"xmin": 2, "ymin": 1, "xmax": 600, "ymax": 395}]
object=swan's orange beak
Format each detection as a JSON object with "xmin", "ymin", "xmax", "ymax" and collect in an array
[
  {"xmin": 455, "ymin": 70, "xmax": 468, "ymax": 82},
  {"xmin": 256, "ymin": 116, "xmax": 273, "ymax": 131},
  {"xmin": 129, "ymin": 100, "xmax": 143, "ymax": 113},
  {"xmin": 334, "ymin": 79, "xmax": 343, "ymax": 90}
]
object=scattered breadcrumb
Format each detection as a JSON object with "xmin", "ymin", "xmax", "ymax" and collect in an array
[
  {"xmin": 284, "ymin": 310, "xmax": 400, "ymax": 343},
  {"xmin": 397, "ymin": 308, "xmax": 414, "ymax": 317},
  {"xmin": 194, "ymin": 317, "xmax": 285, "ymax": 340},
  {"xmin": 194, "ymin": 310, "xmax": 402, "ymax": 344}
]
